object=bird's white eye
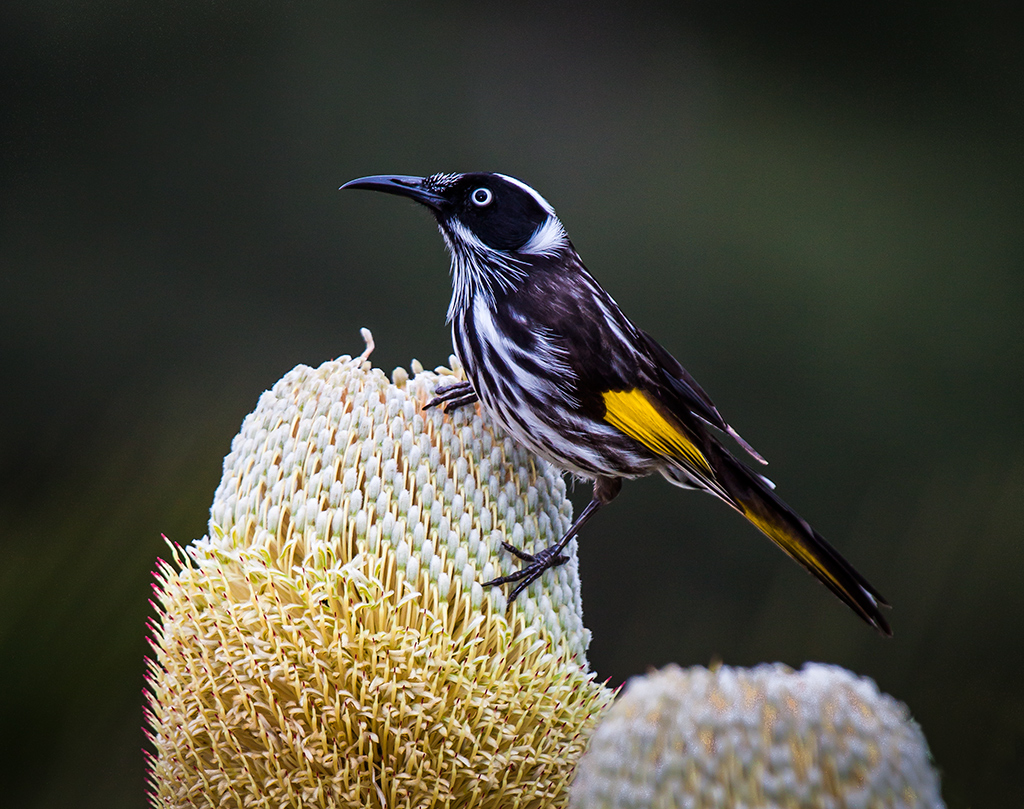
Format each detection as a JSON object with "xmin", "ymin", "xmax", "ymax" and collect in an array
[{"xmin": 470, "ymin": 187, "xmax": 493, "ymax": 207}]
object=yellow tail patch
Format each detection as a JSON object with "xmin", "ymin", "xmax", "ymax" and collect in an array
[
  {"xmin": 740, "ymin": 504, "xmax": 844, "ymax": 593},
  {"xmin": 603, "ymin": 389, "xmax": 712, "ymax": 473}
]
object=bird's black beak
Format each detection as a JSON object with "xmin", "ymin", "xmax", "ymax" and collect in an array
[{"xmin": 340, "ymin": 175, "xmax": 446, "ymax": 212}]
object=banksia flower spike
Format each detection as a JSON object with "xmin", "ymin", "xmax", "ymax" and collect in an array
[
  {"xmin": 570, "ymin": 662, "xmax": 944, "ymax": 809},
  {"xmin": 145, "ymin": 330, "xmax": 615, "ymax": 808}
]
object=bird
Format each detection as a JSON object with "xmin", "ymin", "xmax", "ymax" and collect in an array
[{"xmin": 341, "ymin": 171, "xmax": 892, "ymax": 636}]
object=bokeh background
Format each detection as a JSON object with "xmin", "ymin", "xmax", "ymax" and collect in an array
[{"xmin": 2, "ymin": 1, "xmax": 1022, "ymax": 805}]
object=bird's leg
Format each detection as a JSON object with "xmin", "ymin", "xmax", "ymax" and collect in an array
[
  {"xmin": 424, "ymin": 380, "xmax": 479, "ymax": 413},
  {"xmin": 484, "ymin": 476, "xmax": 622, "ymax": 605}
]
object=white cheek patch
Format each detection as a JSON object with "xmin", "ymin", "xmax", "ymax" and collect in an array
[{"xmin": 519, "ymin": 215, "xmax": 569, "ymax": 257}]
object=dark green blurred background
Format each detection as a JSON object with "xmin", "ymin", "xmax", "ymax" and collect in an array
[{"xmin": 2, "ymin": 1, "xmax": 1022, "ymax": 805}]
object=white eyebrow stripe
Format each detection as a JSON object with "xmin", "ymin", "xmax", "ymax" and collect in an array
[{"xmin": 496, "ymin": 173, "xmax": 557, "ymax": 216}]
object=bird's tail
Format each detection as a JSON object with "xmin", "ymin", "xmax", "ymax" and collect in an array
[{"xmin": 670, "ymin": 447, "xmax": 893, "ymax": 636}]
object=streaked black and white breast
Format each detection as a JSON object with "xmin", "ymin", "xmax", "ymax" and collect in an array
[{"xmin": 428, "ymin": 172, "xmax": 660, "ymax": 480}]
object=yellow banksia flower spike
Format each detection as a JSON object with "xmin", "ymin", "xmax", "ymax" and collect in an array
[
  {"xmin": 145, "ymin": 330, "xmax": 615, "ymax": 809},
  {"xmin": 570, "ymin": 662, "xmax": 944, "ymax": 809}
]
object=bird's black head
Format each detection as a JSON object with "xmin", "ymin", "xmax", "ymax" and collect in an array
[{"xmin": 341, "ymin": 172, "xmax": 566, "ymax": 255}]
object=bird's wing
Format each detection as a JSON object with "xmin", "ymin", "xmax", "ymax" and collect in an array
[
  {"xmin": 637, "ymin": 330, "xmax": 725, "ymax": 431},
  {"xmin": 601, "ymin": 387, "xmax": 717, "ymax": 480},
  {"xmin": 638, "ymin": 330, "xmax": 767, "ymax": 465},
  {"xmin": 537, "ymin": 272, "xmax": 763, "ymax": 472}
]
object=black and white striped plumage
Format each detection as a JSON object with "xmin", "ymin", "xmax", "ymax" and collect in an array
[{"xmin": 342, "ymin": 172, "xmax": 892, "ymax": 635}]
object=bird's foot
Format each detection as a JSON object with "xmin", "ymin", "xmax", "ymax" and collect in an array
[
  {"xmin": 483, "ymin": 540, "xmax": 571, "ymax": 606},
  {"xmin": 424, "ymin": 381, "xmax": 479, "ymax": 413}
]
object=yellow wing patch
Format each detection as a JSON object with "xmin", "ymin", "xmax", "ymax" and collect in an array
[{"xmin": 602, "ymin": 389, "xmax": 712, "ymax": 474}]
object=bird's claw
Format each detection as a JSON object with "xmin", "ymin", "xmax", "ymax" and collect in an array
[
  {"xmin": 483, "ymin": 541, "xmax": 571, "ymax": 606},
  {"xmin": 424, "ymin": 381, "xmax": 479, "ymax": 413}
]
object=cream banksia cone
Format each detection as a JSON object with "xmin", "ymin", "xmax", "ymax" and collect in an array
[
  {"xmin": 145, "ymin": 331, "xmax": 615, "ymax": 808},
  {"xmin": 569, "ymin": 663, "xmax": 944, "ymax": 809}
]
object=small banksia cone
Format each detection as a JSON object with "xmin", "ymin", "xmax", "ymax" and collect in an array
[
  {"xmin": 145, "ymin": 331, "xmax": 615, "ymax": 809},
  {"xmin": 570, "ymin": 662, "xmax": 944, "ymax": 809}
]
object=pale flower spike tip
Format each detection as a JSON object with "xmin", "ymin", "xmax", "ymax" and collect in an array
[
  {"xmin": 570, "ymin": 662, "xmax": 945, "ymax": 809},
  {"xmin": 145, "ymin": 331, "xmax": 615, "ymax": 808}
]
